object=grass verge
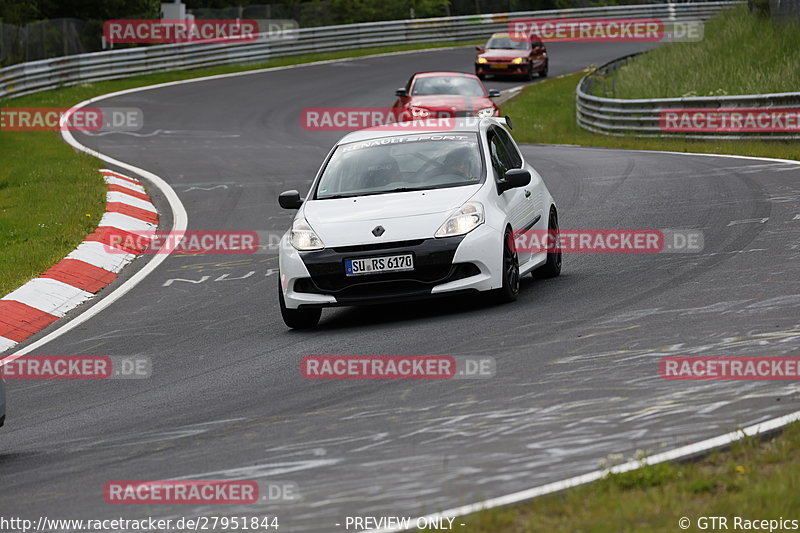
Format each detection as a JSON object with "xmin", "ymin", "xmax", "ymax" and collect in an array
[
  {"xmin": 463, "ymin": 421, "xmax": 800, "ymax": 532},
  {"xmin": 502, "ymin": 71, "xmax": 800, "ymax": 161},
  {"xmin": 0, "ymin": 132, "xmax": 105, "ymax": 297},
  {"xmin": 592, "ymin": 6, "xmax": 800, "ymax": 98},
  {"xmin": 0, "ymin": 40, "xmax": 478, "ymax": 297}
]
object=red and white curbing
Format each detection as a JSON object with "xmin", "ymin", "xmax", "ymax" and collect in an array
[{"xmin": 0, "ymin": 169, "xmax": 158, "ymax": 353}]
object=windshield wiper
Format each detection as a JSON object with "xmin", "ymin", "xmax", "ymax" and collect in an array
[
  {"xmin": 320, "ymin": 187, "xmax": 436, "ymax": 200},
  {"xmin": 376, "ymin": 187, "xmax": 429, "ymax": 194},
  {"xmin": 319, "ymin": 193, "xmax": 359, "ymax": 199}
]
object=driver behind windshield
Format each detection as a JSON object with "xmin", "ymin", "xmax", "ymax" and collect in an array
[
  {"xmin": 443, "ymin": 146, "xmax": 480, "ymax": 181},
  {"xmin": 486, "ymin": 36, "xmax": 530, "ymax": 50}
]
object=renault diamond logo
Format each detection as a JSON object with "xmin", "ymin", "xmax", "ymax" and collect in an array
[{"xmin": 372, "ymin": 225, "xmax": 385, "ymax": 237}]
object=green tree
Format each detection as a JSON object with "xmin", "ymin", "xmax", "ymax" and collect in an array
[{"xmin": 0, "ymin": 0, "xmax": 40, "ymax": 24}]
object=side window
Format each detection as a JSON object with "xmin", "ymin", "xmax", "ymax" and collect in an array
[
  {"xmin": 488, "ymin": 130, "xmax": 514, "ymax": 180},
  {"xmin": 495, "ymin": 128, "xmax": 523, "ymax": 169}
]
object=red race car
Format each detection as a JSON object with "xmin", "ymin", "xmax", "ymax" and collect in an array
[
  {"xmin": 392, "ymin": 71, "xmax": 500, "ymax": 121},
  {"xmin": 475, "ymin": 32, "xmax": 548, "ymax": 80}
]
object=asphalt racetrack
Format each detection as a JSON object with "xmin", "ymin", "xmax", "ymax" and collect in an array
[{"xmin": 2, "ymin": 42, "xmax": 800, "ymax": 532}]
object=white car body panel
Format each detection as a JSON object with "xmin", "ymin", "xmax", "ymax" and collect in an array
[
  {"xmin": 278, "ymin": 118, "xmax": 557, "ymax": 311},
  {"xmin": 304, "ymin": 186, "xmax": 481, "ymax": 246}
]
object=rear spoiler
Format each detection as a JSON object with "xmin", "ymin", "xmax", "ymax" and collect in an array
[{"xmin": 496, "ymin": 116, "xmax": 513, "ymax": 129}]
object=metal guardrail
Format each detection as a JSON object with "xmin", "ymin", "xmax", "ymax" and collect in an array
[
  {"xmin": 0, "ymin": 2, "xmax": 736, "ymax": 100},
  {"xmin": 577, "ymin": 52, "xmax": 800, "ymax": 140}
]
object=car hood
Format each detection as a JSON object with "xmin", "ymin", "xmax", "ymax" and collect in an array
[
  {"xmin": 303, "ymin": 185, "xmax": 480, "ymax": 246},
  {"xmin": 407, "ymin": 94, "xmax": 493, "ymax": 112},
  {"xmin": 480, "ymin": 49, "xmax": 527, "ymax": 60}
]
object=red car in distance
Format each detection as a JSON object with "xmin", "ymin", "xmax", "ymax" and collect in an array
[
  {"xmin": 475, "ymin": 32, "xmax": 548, "ymax": 80},
  {"xmin": 392, "ymin": 71, "xmax": 501, "ymax": 121}
]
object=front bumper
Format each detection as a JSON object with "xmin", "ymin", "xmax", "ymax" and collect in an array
[
  {"xmin": 279, "ymin": 226, "xmax": 500, "ymax": 309},
  {"xmin": 476, "ymin": 62, "xmax": 530, "ymax": 76}
]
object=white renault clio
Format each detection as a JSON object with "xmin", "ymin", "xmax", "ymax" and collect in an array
[{"xmin": 277, "ymin": 117, "xmax": 560, "ymax": 328}]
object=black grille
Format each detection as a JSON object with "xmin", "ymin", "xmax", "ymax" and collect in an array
[
  {"xmin": 294, "ymin": 262, "xmax": 480, "ymax": 303},
  {"xmin": 332, "ymin": 240, "xmax": 425, "ymax": 254},
  {"xmin": 297, "ymin": 237, "xmax": 471, "ymax": 302}
]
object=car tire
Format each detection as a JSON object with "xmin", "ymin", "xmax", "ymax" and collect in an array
[
  {"xmin": 278, "ymin": 277, "xmax": 321, "ymax": 329},
  {"xmin": 534, "ymin": 208, "xmax": 561, "ymax": 278},
  {"xmin": 539, "ymin": 61, "xmax": 549, "ymax": 78},
  {"xmin": 476, "ymin": 72, "xmax": 485, "ymax": 80},
  {"xmin": 493, "ymin": 227, "xmax": 520, "ymax": 303},
  {"xmin": 526, "ymin": 62, "xmax": 535, "ymax": 81}
]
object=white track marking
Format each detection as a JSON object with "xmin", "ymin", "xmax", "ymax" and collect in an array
[
  {"xmin": 106, "ymin": 191, "xmax": 157, "ymax": 212},
  {"xmin": 364, "ymin": 409, "xmax": 800, "ymax": 532},
  {"xmin": 64, "ymin": 241, "xmax": 137, "ymax": 273},
  {"xmin": 97, "ymin": 211, "xmax": 156, "ymax": 233},
  {"xmin": 103, "ymin": 175, "xmax": 147, "ymax": 193},
  {"xmin": 108, "ymin": 182, "xmax": 149, "ymax": 198},
  {"xmin": 0, "ymin": 337, "xmax": 17, "ymax": 352},
  {"xmin": 2, "ymin": 278, "xmax": 92, "ymax": 318}
]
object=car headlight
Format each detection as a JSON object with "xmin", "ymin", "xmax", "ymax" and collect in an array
[
  {"xmin": 511, "ymin": 57, "xmax": 524, "ymax": 64},
  {"xmin": 476, "ymin": 107, "xmax": 497, "ymax": 118},
  {"xmin": 290, "ymin": 217, "xmax": 324, "ymax": 250},
  {"xmin": 410, "ymin": 106, "xmax": 431, "ymax": 118},
  {"xmin": 477, "ymin": 57, "xmax": 488, "ymax": 64},
  {"xmin": 435, "ymin": 202, "xmax": 485, "ymax": 238}
]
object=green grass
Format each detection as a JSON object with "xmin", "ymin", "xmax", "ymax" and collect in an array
[
  {"xmin": 461, "ymin": 422, "xmax": 800, "ymax": 532},
  {"xmin": 502, "ymin": 71, "xmax": 800, "ymax": 160},
  {"xmin": 593, "ymin": 6, "xmax": 800, "ymax": 98},
  {"xmin": 0, "ymin": 40, "xmax": 478, "ymax": 297},
  {"xmin": 0, "ymin": 132, "xmax": 106, "ymax": 297}
]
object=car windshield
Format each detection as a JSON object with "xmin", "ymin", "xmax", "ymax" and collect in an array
[
  {"xmin": 411, "ymin": 76, "xmax": 485, "ymax": 96},
  {"xmin": 315, "ymin": 133, "xmax": 484, "ymax": 199},
  {"xmin": 486, "ymin": 37, "xmax": 530, "ymax": 50}
]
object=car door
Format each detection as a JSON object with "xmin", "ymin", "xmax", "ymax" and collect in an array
[
  {"xmin": 503, "ymin": 127, "xmax": 545, "ymax": 228},
  {"xmin": 488, "ymin": 126, "xmax": 533, "ymax": 264}
]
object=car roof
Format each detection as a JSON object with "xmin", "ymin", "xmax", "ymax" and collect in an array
[
  {"xmin": 412, "ymin": 71, "xmax": 478, "ymax": 79},
  {"xmin": 489, "ymin": 31, "xmax": 537, "ymax": 40},
  {"xmin": 336, "ymin": 118, "xmax": 505, "ymax": 144}
]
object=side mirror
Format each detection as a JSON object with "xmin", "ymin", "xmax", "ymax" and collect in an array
[
  {"xmin": 395, "ymin": 87, "xmax": 408, "ymax": 97},
  {"xmin": 488, "ymin": 89, "xmax": 501, "ymax": 98},
  {"xmin": 499, "ymin": 169, "xmax": 530, "ymax": 193},
  {"xmin": 475, "ymin": 46, "xmax": 485, "ymax": 53},
  {"xmin": 278, "ymin": 190, "xmax": 303, "ymax": 209}
]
